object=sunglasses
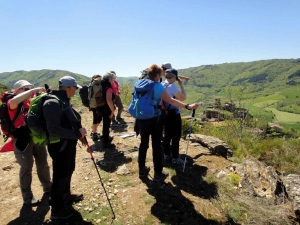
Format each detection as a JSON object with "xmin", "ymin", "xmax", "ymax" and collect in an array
[
  {"xmin": 19, "ymin": 86, "xmax": 32, "ymax": 91},
  {"xmin": 69, "ymin": 86, "xmax": 78, "ymax": 90}
]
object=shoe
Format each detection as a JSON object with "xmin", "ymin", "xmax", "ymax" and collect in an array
[
  {"xmin": 116, "ymin": 117, "xmax": 126, "ymax": 124},
  {"xmin": 24, "ymin": 197, "xmax": 40, "ymax": 207},
  {"xmin": 92, "ymin": 132, "xmax": 101, "ymax": 141},
  {"xmin": 139, "ymin": 166, "xmax": 150, "ymax": 178},
  {"xmin": 103, "ymin": 143, "xmax": 115, "ymax": 148},
  {"xmin": 108, "ymin": 136, "xmax": 114, "ymax": 142},
  {"xmin": 63, "ymin": 192, "xmax": 83, "ymax": 203},
  {"xmin": 111, "ymin": 120, "xmax": 119, "ymax": 125},
  {"xmin": 50, "ymin": 209, "xmax": 74, "ymax": 220},
  {"xmin": 153, "ymin": 171, "xmax": 169, "ymax": 183},
  {"xmin": 164, "ymin": 154, "xmax": 172, "ymax": 162},
  {"xmin": 172, "ymin": 156, "xmax": 184, "ymax": 166}
]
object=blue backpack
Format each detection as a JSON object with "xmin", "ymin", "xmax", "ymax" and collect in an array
[{"xmin": 128, "ymin": 79, "xmax": 158, "ymax": 120}]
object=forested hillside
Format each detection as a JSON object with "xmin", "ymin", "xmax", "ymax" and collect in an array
[{"xmin": 178, "ymin": 58, "xmax": 300, "ymax": 103}]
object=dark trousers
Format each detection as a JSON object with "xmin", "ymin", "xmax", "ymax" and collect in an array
[
  {"xmin": 48, "ymin": 140, "xmax": 77, "ymax": 212},
  {"xmin": 138, "ymin": 116, "xmax": 163, "ymax": 175},
  {"xmin": 101, "ymin": 114, "xmax": 111, "ymax": 144},
  {"xmin": 164, "ymin": 113, "xmax": 182, "ymax": 158}
]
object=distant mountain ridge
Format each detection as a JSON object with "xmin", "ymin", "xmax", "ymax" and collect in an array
[
  {"xmin": 1, "ymin": 59, "xmax": 300, "ymax": 102},
  {"xmin": 0, "ymin": 69, "xmax": 91, "ymax": 89}
]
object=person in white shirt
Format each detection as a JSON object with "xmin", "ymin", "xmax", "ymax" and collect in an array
[{"xmin": 161, "ymin": 68, "xmax": 187, "ymax": 165}]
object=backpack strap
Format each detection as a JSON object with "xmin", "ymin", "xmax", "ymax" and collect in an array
[{"xmin": 5, "ymin": 103, "xmax": 23, "ymax": 141}]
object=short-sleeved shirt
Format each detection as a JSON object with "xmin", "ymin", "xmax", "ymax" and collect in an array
[
  {"xmin": 161, "ymin": 81, "xmax": 180, "ymax": 114},
  {"xmin": 7, "ymin": 99, "xmax": 30, "ymax": 128},
  {"xmin": 111, "ymin": 81, "xmax": 120, "ymax": 95}
]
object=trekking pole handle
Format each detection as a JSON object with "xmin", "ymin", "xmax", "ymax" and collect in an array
[{"xmin": 192, "ymin": 109, "xmax": 195, "ymax": 118}]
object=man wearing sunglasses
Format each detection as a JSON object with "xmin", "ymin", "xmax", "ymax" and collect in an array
[
  {"xmin": 8, "ymin": 80, "xmax": 52, "ymax": 207},
  {"xmin": 42, "ymin": 76, "xmax": 87, "ymax": 220}
]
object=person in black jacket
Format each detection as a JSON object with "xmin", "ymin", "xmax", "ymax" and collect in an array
[{"xmin": 43, "ymin": 76, "xmax": 87, "ymax": 220}]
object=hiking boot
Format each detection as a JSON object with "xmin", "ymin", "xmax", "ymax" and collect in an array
[
  {"xmin": 172, "ymin": 156, "xmax": 184, "ymax": 166},
  {"xmin": 139, "ymin": 166, "xmax": 150, "ymax": 178},
  {"xmin": 92, "ymin": 132, "xmax": 101, "ymax": 141},
  {"xmin": 24, "ymin": 197, "xmax": 40, "ymax": 207},
  {"xmin": 116, "ymin": 117, "xmax": 126, "ymax": 124},
  {"xmin": 63, "ymin": 192, "xmax": 83, "ymax": 203},
  {"xmin": 111, "ymin": 120, "xmax": 119, "ymax": 125},
  {"xmin": 50, "ymin": 209, "xmax": 74, "ymax": 220},
  {"xmin": 164, "ymin": 154, "xmax": 172, "ymax": 162},
  {"xmin": 153, "ymin": 171, "xmax": 169, "ymax": 183}
]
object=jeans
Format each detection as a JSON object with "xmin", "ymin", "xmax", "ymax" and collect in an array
[{"xmin": 138, "ymin": 116, "xmax": 163, "ymax": 175}]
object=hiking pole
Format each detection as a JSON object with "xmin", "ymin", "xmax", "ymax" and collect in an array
[
  {"xmin": 84, "ymin": 136, "xmax": 116, "ymax": 220},
  {"xmin": 183, "ymin": 109, "xmax": 195, "ymax": 172}
]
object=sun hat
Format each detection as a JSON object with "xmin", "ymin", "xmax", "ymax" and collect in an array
[
  {"xmin": 59, "ymin": 76, "xmax": 82, "ymax": 89},
  {"xmin": 13, "ymin": 80, "xmax": 34, "ymax": 91}
]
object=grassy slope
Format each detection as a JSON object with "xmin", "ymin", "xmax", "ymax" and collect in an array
[{"xmin": 1, "ymin": 59, "xmax": 300, "ymax": 125}]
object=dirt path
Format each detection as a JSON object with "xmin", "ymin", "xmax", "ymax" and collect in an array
[{"xmin": 0, "ymin": 109, "xmax": 233, "ymax": 225}]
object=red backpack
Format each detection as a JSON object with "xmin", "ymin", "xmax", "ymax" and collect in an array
[{"xmin": 0, "ymin": 91, "xmax": 22, "ymax": 142}]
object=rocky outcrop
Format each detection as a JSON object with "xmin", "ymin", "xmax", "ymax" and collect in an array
[
  {"xmin": 189, "ymin": 134, "xmax": 233, "ymax": 158},
  {"xmin": 234, "ymin": 158, "xmax": 283, "ymax": 200},
  {"xmin": 282, "ymin": 174, "xmax": 300, "ymax": 219}
]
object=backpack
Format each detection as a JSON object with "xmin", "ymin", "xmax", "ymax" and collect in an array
[
  {"xmin": 0, "ymin": 91, "xmax": 22, "ymax": 142},
  {"xmin": 79, "ymin": 85, "xmax": 90, "ymax": 108},
  {"xmin": 128, "ymin": 79, "xmax": 158, "ymax": 120},
  {"xmin": 139, "ymin": 68, "xmax": 149, "ymax": 80},
  {"xmin": 88, "ymin": 80, "xmax": 105, "ymax": 108},
  {"xmin": 25, "ymin": 93, "xmax": 62, "ymax": 146}
]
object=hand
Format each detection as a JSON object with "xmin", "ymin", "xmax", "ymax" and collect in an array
[
  {"xmin": 184, "ymin": 77, "xmax": 190, "ymax": 81},
  {"xmin": 109, "ymin": 112, "xmax": 114, "ymax": 119},
  {"xmin": 188, "ymin": 103, "xmax": 199, "ymax": 110},
  {"xmin": 79, "ymin": 137, "xmax": 87, "ymax": 146},
  {"xmin": 177, "ymin": 78, "xmax": 183, "ymax": 86},
  {"xmin": 79, "ymin": 127, "xmax": 87, "ymax": 138}
]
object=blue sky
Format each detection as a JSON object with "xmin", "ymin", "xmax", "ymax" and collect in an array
[{"xmin": 1, "ymin": 0, "xmax": 299, "ymax": 78}]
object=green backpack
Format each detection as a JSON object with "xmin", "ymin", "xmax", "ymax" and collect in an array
[{"xmin": 26, "ymin": 93, "xmax": 62, "ymax": 146}]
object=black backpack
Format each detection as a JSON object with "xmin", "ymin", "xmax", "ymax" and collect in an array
[
  {"xmin": 139, "ymin": 68, "xmax": 149, "ymax": 80},
  {"xmin": 79, "ymin": 85, "xmax": 90, "ymax": 108},
  {"xmin": 0, "ymin": 91, "xmax": 22, "ymax": 142}
]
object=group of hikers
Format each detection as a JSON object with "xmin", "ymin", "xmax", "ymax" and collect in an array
[{"xmin": 4, "ymin": 62, "xmax": 198, "ymax": 220}]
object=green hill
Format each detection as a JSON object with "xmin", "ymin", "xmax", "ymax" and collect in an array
[
  {"xmin": 1, "ymin": 59, "xmax": 300, "ymax": 127},
  {"xmin": 0, "ymin": 69, "xmax": 91, "ymax": 89}
]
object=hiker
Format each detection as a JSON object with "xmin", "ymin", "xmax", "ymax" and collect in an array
[
  {"xmin": 42, "ymin": 76, "xmax": 87, "ymax": 220},
  {"xmin": 137, "ymin": 64, "xmax": 198, "ymax": 182},
  {"xmin": 162, "ymin": 68, "xmax": 187, "ymax": 165},
  {"xmin": 161, "ymin": 62, "xmax": 190, "ymax": 82},
  {"xmin": 89, "ymin": 74, "xmax": 103, "ymax": 141},
  {"xmin": 110, "ymin": 71, "xmax": 126, "ymax": 125},
  {"xmin": 8, "ymin": 80, "xmax": 52, "ymax": 206},
  {"xmin": 96, "ymin": 72, "xmax": 115, "ymax": 148}
]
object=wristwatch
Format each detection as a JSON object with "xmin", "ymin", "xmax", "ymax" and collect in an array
[{"xmin": 185, "ymin": 104, "xmax": 189, "ymax": 109}]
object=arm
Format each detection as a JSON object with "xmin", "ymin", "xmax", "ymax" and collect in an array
[
  {"xmin": 178, "ymin": 75, "xmax": 189, "ymax": 81},
  {"xmin": 106, "ymin": 92, "xmax": 115, "ymax": 118},
  {"xmin": 161, "ymin": 90, "xmax": 198, "ymax": 110},
  {"xmin": 173, "ymin": 78, "xmax": 186, "ymax": 101},
  {"xmin": 10, "ymin": 87, "xmax": 45, "ymax": 110}
]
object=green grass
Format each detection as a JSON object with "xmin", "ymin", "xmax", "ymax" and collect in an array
[{"xmin": 265, "ymin": 107, "xmax": 300, "ymax": 123}]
